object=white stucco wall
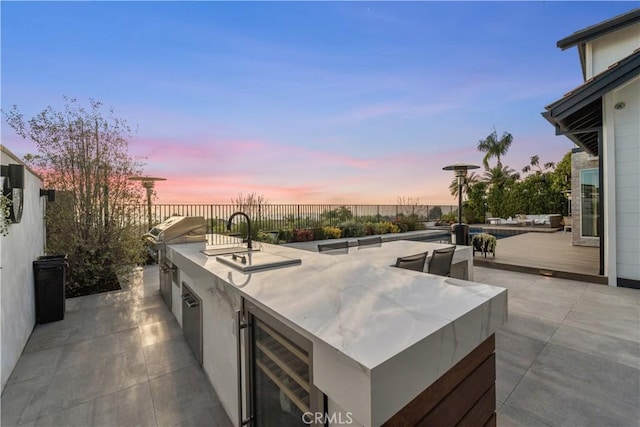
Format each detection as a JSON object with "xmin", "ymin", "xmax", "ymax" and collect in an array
[
  {"xmin": 586, "ymin": 22, "xmax": 640, "ymax": 78},
  {"xmin": 606, "ymin": 77, "xmax": 640, "ymax": 282},
  {"xmin": 1, "ymin": 145, "xmax": 45, "ymax": 391}
]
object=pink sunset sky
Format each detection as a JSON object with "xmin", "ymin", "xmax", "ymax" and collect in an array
[{"xmin": 2, "ymin": 2, "xmax": 628, "ymax": 205}]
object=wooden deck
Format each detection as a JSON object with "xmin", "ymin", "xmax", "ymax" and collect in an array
[{"xmin": 473, "ymin": 231, "xmax": 605, "ymax": 284}]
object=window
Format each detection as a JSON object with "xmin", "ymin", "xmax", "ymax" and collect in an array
[{"xmin": 580, "ymin": 169, "xmax": 599, "ymax": 237}]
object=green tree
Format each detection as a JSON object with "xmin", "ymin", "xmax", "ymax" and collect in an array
[
  {"xmin": 449, "ymin": 172, "xmax": 480, "ymax": 199},
  {"xmin": 477, "ymin": 129, "xmax": 513, "ymax": 169},
  {"xmin": 4, "ymin": 97, "xmax": 144, "ymax": 295},
  {"xmin": 463, "ymin": 181, "xmax": 488, "ymax": 224},
  {"xmin": 483, "ymin": 165, "xmax": 519, "ymax": 187}
]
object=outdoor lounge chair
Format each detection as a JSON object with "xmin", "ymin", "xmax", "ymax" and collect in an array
[
  {"xmin": 428, "ymin": 246, "xmax": 456, "ymax": 276},
  {"xmin": 395, "ymin": 252, "xmax": 428, "ymax": 272}
]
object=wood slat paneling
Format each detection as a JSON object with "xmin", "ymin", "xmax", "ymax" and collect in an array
[{"xmin": 382, "ymin": 335, "xmax": 495, "ymax": 427}]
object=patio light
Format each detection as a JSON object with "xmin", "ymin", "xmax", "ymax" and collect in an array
[
  {"xmin": 442, "ymin": 163, "xmax": 479, "ymax": 245},
  {"xmin": 128, "ymin": 175, "xmax": 167, "ymax": 230}
]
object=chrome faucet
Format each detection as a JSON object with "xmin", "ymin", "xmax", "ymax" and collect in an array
[{"xmin": 227, "ymin": 211, "xmax": 252, "ymax": 250}]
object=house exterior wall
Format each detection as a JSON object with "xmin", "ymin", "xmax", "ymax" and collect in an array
[
  {"xmin": 607, "ymin": 77, "xmax": 640, "ymax": 282},
  {"xmin": 586, "ymin": 22, "xmax": 640, "ymax": 78},
  {"xmin": 0, "ymin": 145, "xmax": 45, "ymax": 391},
  {"xmin": 571, "ymin": 150, "xmax": 600, "ymax": 247}
]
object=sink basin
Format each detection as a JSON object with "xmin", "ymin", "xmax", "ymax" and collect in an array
[
  {"xmin": 201, "ymin": 247, "xmax": 258, "ymax": 256},
  {"xmin": 216, "ymin": 251, "xmax": 301, "ymax": 272}
]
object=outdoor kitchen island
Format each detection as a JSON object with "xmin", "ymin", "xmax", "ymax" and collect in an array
[{"xmin": 165, "ymin": 237, "xmax": 507, "ymax": 427}]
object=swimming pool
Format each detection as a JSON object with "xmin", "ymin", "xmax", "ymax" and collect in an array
[{"xmin": 406, "ymin": 228, "xmax": 522, "ymax": 244}]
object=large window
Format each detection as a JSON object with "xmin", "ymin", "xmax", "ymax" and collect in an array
[{"xmin": 580, "ymin": 169, "xmax": 599, "ymax": 237}]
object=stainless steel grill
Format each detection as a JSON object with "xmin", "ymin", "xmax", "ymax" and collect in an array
[{"xmin": 144, "ymin": 216, "xmax": 206, "ymax": 308}]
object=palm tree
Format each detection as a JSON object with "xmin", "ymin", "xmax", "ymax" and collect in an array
[
  {"xmin": 449, "ymin": 172, "xmax": 480, "ymax": 198},
  {"xmin": 522, "ymin": 155, "xmax": 555, "ymax": 175},
  {"xmin": 477, "ymin": 129, "xmax": 513, "ymax": 169},
  {"xmin": 483, "ymin": 165, "xmax": 519, "ymax": 187}
]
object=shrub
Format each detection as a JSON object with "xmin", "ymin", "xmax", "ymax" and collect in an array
[
  {"xmin": 393, "ymin": 213, "xmax": 424, "ymax": 232},
  {"xmin": 254, "ymin": 231, "xmax": 278, "ymax": 244},
  {"xmin": 278, "ymin": 229, "xmax": 293, "ymax": 243},
  {"xmin": 374, "ymin": 221, "xmax": 401, "ymax": 234},
  {"xmin": 322, "ymin": 226, "xmax": 342, "ymax": 239},
  {"xmin": 338, "ymin": 221, "xmax": 364, "ymax": 237},
  {"xmin": 313, "ymin": 227, "xmax": 326, "ymax": 241},
  {"xmin": 362, "ymin": 222, "xmax": 376, "ymax": 235},
  {"xmin": 442, "ymin": 212, "xmax": 457, "ymax": 222},
  {"xmin": 293, "ymin": 228, "xmax": 314, "ymax": 242}
]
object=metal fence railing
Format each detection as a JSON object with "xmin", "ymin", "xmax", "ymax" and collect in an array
[{"xmin": 127, "ymin": 204, "xmax": 457, "ymax": 236}]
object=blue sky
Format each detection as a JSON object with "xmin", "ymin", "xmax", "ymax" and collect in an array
[{"xmin": 1, "ymin": 1, "xmax": 635, "ymax": 204}]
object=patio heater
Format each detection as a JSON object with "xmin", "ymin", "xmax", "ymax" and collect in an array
[
  {"xmin": 442, "ymin": 163, "xmax": 479, "ymax": 245},
  {"xmin": 128, "ymin": 175, "xmax": 167, "ymax": 230}
]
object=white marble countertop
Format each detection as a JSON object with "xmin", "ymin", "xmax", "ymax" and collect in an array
[{"xmin": 167, "ymin": 237, "xmax": 507, "ymax": 426}]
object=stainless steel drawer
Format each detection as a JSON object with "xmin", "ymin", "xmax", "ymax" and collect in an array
[{"xmin": 181, "ymin": 283, "xmax": 202, "ymax": 365}]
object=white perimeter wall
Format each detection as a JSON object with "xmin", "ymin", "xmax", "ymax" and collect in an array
[
  {"xmin": 1, "ymin": 146, "xmax": 45, "ymax": 391},
  {"xmin": 606, "ymin": 77, "xmax": 640, "ymax": 283}
]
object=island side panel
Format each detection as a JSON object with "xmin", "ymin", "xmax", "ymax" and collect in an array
[
  {"xmin": 175, "ymin": 265, "xmax": 243, "ymax": 426},
  {"xmin": 369, "ymin": 285, "xmax": 506, "ymax": 426},
  {"xmin": 382, "ymin": 335, "xmax": 496, "ymax": 427}
]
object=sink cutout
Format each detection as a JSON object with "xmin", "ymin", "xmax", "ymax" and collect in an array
[
  {"xmin": 201, "ymin": 247, "xmax": 258, "ymax": 256},
  {"xmin": 216, "ymin": 252, "xmax": 301, "ymax": 272}
]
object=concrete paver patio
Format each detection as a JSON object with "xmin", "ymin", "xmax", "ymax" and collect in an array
[
  {"xmin": 1, "ymin": 266, "xmax": 232, "ymax": 427},
  {"xmin": 2, "ymin": 265, "xmax": 639, "ymax": 426}
]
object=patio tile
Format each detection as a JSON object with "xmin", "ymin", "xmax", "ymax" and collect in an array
[
  {"xmin": 571, "ymin": 293, "xmax": 640, "ymax": 322},
  {"xmin": 7, "ymin": 346, "xmax": 64, "ymax": 386},
  {"xmin": 23, "ymin": 319, "xmax": 87, "ymax": 353},
  {"xmin": 586, "ymin": 282, "xmax": 640, "ymax": 301},
  {"xmin": 513, "ymin": 286, "xmax": 579, "ymax": 309},
  {"xmin": 495, "ymin": 329, "xmax": 547, "ymax": 403},
  {"xmin": 67, "ymin": 290, "xmax": 135, "ymax": 312},
  {"xmin": 56, "ymin": 328, "xmax": 142, "ymax": 370},
  {"xmin": 506, "ymin": 344, "xmax": 640, "ymax": 426},
  {"xmin": 149, "ymin": 364, "xmax": 228, "ymax": 427},
  {"xmin": 170, "ymin": 403, "xmax": 233, "ymax": 427},
  {"xmin": 500, "ymin": 312, "xmax": 560, "ymax": 342},
  {"xmin": 496, "ymin": 354, "xmax": 528, "ymax": 404},
  {"xmin": 139, "ymin": 317, "xmax": 184, "ymax": 347},
  {"xmin": 562, "ymin": 308, "xmax": 640, "ymax": 343},
  {"xmin": 137, "ymin": 306, "xmax": 176, "ymax": 326},
  {"xmin": 582, "ymin": 285, "xmax": 640, "ymax": 308},
  {"xmin": 472, "ymin": 268, "xmax": 536, "ymax": 297},
  {"xmin": 143, "ymin": 338, "xmax": 198, "ymax": 380},
  {"xmin": 39, "ymin": 348, "xmax": 147, "ymax": 415},
  {"xmin": 35, "ymin": 382, "xmax": 157, "ymax": 427},
  {"xmin": 0, "ymin": 376, "xmax": 50, "ymax": 426},
  {"xmin": 497, "ymin": 403, "xmax": 552, "ymax": 427},
  {"xmin": 134, "ymin": 293, "xmax": 167, "ymax": 310},
  {"xmin": 506, "ymin": 296, "xmax": 573, "ymax": 324},
  {"xmin": 549, "ymin": 324, "xmax": 640, "ymax": 369}
]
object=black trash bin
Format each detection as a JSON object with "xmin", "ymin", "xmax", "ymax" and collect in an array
[{"xmin": 33, "ymin": 255, "xmax": 68, "ymax": 324}]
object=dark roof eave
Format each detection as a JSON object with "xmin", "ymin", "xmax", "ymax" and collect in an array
[
  {"xmin": 545, "ymin": 50, "xmax": 640, "ymax": 121},
  {"xmin": 557, "ymin": 8, "xmax": 640, "ymax": 50},
  {"xmin": 540, "ymin": 111, "xmax": 598, "ymax": 155}
]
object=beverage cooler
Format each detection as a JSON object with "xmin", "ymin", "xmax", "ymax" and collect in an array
[{"xmin": 239, "ymin": 302, "xmax": 325, "ymax": 427}]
